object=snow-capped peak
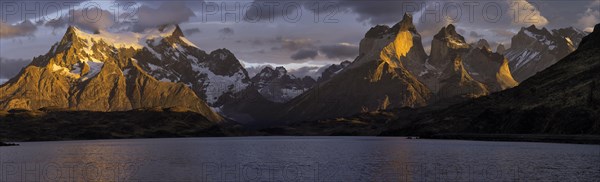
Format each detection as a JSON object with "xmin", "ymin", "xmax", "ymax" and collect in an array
[
  {"xmin": 64, "ymin": 25, "xmax": 195, "ymax": 50},
  {"xmin": 275, "ymin": 66, "xmax": 287, "ymax": 77}
]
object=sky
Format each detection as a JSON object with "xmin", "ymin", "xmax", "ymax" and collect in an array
[{"xmin": 0, "ymin": 0, "xmax": 598, "ymax": 79}]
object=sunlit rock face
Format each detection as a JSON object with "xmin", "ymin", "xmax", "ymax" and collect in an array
[
  {"xmin": 496, "ymin": 44, "xmax": 506, "ymax": 54},
  {"xmin": 505, "ymin": 25, "xmax": 587, "ymax": 82},
  {"xmin": 401, "ymin": 24, "xmax": 519, "ymax": 100},
  {"xmin": 0, "ymin": 25, "xmax": 222, "ymax": 122},
  {"xmin": 429, "ymin": 24, "xmax": 470, "ymax": 68},
  {"xmin": 462, "ymin": 48, "xmax": 518, "ymax": 92},
  {"xmin": 438, "ymin": 56, "xmax": 489, "ymax": 98},
  {"xmin": 281, "ymin": 13, "xmax": 431, "ymax": 122}
]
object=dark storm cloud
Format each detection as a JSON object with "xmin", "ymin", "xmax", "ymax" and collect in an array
[
  {"xmin": 469, "ymin": 31, "xmax": 483, "ymax": 38},
  {"xmin": 0, "ymin": 57, "xmax": 29, "ymax": 79},
  {"xmin": 37, "ymin": 7, "xmax": 116, "ymax": 33},
  {"xmin": 241, "ymin": 0, "xmax": 420, "ymax": 24},
  {"xmin": 332, "ymin": 0, "xmax": 422, "ymax": 25},
  {"xmin": 69, "ymin": 7, "xmax": 115, "ymax": 32},
  {"xmin": 44, "ymin": 17, "xmax": 67, "ymax": 29},
  {"xmin": 491, "ymin": 29, "xmax": 516, "ymax": 37},
  {"xmin": 184, "ymin": 28, "xmax": 201, "ymax": 36},
  {"xmin": 277, "ymin": 37, "xmax": 316, "ymax": 51},
  {"xmin": 133, "ymin": 2, "xmax": 195, "ymax": 31},
  {"xmin": 218, "ymin": 27, "xmax": 234, "ymax": 36},
  {"xmin": 290, "ymin": 49, "xmax": 318, "ymax": 60},
  {"xmin": 318, "ymin": 43, "xmax": 358, "ymax": 60},
  {"xmin": 0, "ymin": 20, "xmax": 37, "ymax": 38}
]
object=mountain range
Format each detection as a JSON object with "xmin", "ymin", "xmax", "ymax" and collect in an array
[{"xmin": 0, "ymin": 13, "xmax": 592, "ymax": 133}]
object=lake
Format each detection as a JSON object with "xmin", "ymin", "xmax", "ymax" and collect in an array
[{"xmin": 0, "ymin": 137, "xmax": 598, "ymax": 181}]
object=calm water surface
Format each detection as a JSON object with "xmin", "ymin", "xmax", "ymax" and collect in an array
[{"xmin": 1, "ymin": 137, "xmax": 598, "ymax": 181}]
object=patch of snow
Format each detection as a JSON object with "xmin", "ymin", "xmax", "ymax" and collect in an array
[
  {"xmin": 146, "ymin": 63, "xmax": 162, "ymax": 72},
  {"xmin": 70, "ymin": 64, "xmax": 82, "ymax": 75},
  {"xmin": 187, "ymin": 55, "xmax": 198, "ymax": 63},
  {"xmin": 191, "ymin": 64, "xmax": 248, "ymax": 104},
  {"xmin": 281, "ymin": 88, "xmax": 304, "ymax": 100},
  {"xmin": 523, "ymin": 30, "xmax": 535, "ymax": 38},
  {"xmin": 147, "ymin": 47, "xmax": 163, "ymax": 59},
  {"xmin": 151, "ymin": 37, "xmax": 163, "ymax": 46},
  {"xmin": 514, "ymin": 50, "xmax": 540, "ymax": 69},
  {"xmin": 418, "ymin": 69, "xmax": 429, "ymax": 77},
  {"xmin": 122, "ymin": 68, "xmax": 131, "ymax": 76},
  {"xmin": 51, "ymin": 63, "xmax": 80, "ymax": 79},
  {"xmin": 83, "ymin": 61, "xmax": 104, "ymax": 80}
]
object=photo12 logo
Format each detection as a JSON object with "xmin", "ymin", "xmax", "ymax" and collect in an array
[{"xmin": 1, "ymin": 1, "xmax": 139, "ymax": 24}]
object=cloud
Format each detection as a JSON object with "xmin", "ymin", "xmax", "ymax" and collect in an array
[
  {"xmin": 273, "ymin": 37, "xmax": 317, "ymax": 51},
  {"xmin": 0, "ymin": 58, "xmax": 30, "ymax": 79},
  {"xmin": 577, "ymin": 4, "xmax": 600, "ymax": 32},
  {"xmin": 134, "ymin": 2, "xmax": 195, "ymax": 30},
  {"xmin": 491, "ymin": 29, "xmax": 516, "ymax": 37},
  {"xmin": 318, "ymin": 43, "xmax": 358, "ymax": 60},
  {"xmin": 288, "ymin": 66, "xmax": 321, "ymax": 78},
  {"xmin": 469, "ymin": 31, "xmax": 483, "ymax": 38},
  {"xmin": 290, "ymin": 49, "xmax": 318, "ymax": 60},
  {"xmin": 44, "ymin": 18, "xmax": 67, "ymax": 29},
  {"xmin": 509, "ymin": 0, "xmax": 549, "ymax": 27},
  {"xmin": 0, "ymin": 21, "xmax": 37, "ymax": 38},
  {"xmin": 184, "ymin": 28, "xmax": 201, "ymax": 36},
  {"xmin": 68, "ymin": 7, "xmax": 115, "ymax": 32},
  {"xmin": 332, "ymin": 0, "xmax": 422, "ymax": 25},
  {"xmin": 245, "ymin": 65, "xmax": 271, "ymax": 77},
  {"xmin": 218, "ymin": 27, "xmax": 235, "ymax": 38},
  {"xmin": 40, "ymin": 7, "xmax": 115, "ymax": 32}
]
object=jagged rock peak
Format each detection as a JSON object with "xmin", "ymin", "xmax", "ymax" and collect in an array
[
  {"xmin": 435, "ymin": 24, "xmax": 463, "ymax": 40},
  {"xmin": 364, "ymin": 13, "xmax": 416, "ymax": 38},
  {"xmin": 475, "ymin": 39, "xmax": 491, "ymax": 50},
  {"xmin": 60, "ymin": 26, "xmax": 80, "ymax": 42},
  {"xmin": 521, "ymin": 24, "xmax": 553, "ymax": 37},
  {"xmin": 159, "ymin": 24, "xmax": 185, "ymax": 37},
  {"xmin": 397, "ymin": 13, "xmax": 414, "ymax": 29},
  {"xmin": 496, "ymin": 44, "xmax": 506, "ymax": 54},
  {"xmin": 210, "ymin": 48, "xmax": 235, "ymax": 60},
  {"xmin": 275, "ymin": 66, "xmax": 287, "ymax": 75}
]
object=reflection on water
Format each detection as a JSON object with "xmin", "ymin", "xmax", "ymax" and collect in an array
[{"xmin": 0, "ymin": 137, "xmax": 598, "ymax": 181}]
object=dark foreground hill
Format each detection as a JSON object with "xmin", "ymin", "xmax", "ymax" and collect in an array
[{"xmin": 0, "ymin": 108, "xmax": 241, "ymax": 141}]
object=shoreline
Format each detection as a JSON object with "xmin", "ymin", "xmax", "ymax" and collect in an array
[
  {"xmin": 423, "ymin": 133, "xmax": 600, "ymax": 145},
  {"xmin": 2, "ymin": 134, "xmax": 600, "ymax": 145},
  {"xmin": 0, "ymin": 142, "xmax": 19, "ymax": 146}
]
